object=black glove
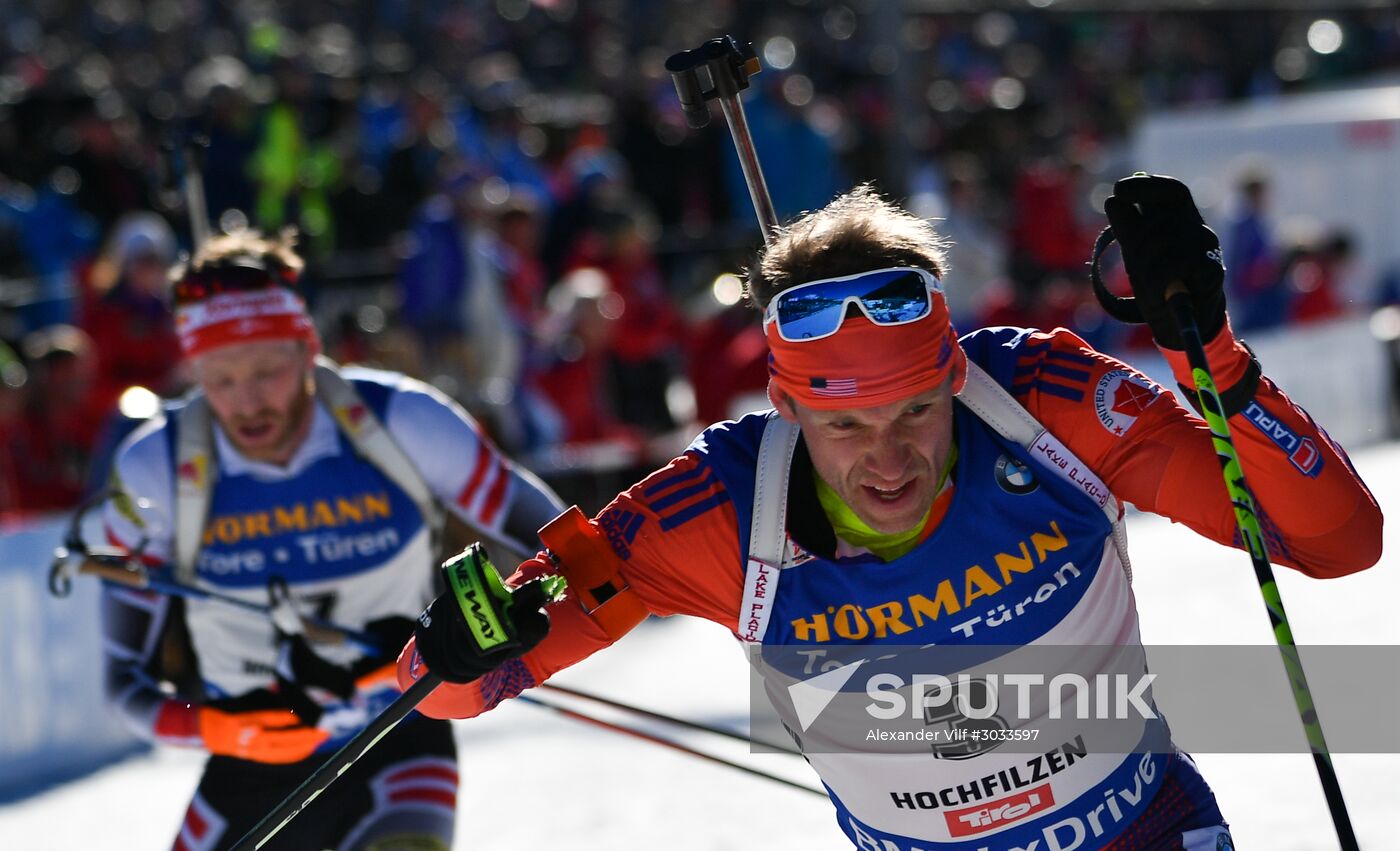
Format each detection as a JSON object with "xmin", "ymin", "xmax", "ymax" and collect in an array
[
  {"xmin": 1102, "ymin": 174, "xmax": 1226, "ymax": 349},
  {"xmin": 275, "ymin": 633, "xmax": 353, "ymax": 708},
  {"xmin": 267, "ymin": 576, "xmax": 352, "ymax": 715},
  {"xmin": 270, "ymin": 615, "xmax": 417, "ymax": 697},
  {"xmin": 350, "ymin": 616, "xmax": 417, "ymax": 676},
  {"xmin": 269, "ymin": 573, "xmax": 417, "ymax": 702},
  {"xmin": 412, "ymin": 544, "xmax": 557, "ymax": 684}
]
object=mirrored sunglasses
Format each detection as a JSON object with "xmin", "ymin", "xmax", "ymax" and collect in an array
[{"xmin": 763, "ymin": 267, "xmax": 944, "ymax": 342}]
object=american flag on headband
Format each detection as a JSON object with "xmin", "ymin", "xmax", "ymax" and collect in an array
[{"xmin": 810, "ymin": 377, "xmax": 858, "ymax": 397}]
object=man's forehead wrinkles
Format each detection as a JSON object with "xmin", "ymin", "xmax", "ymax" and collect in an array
[
  {"xmin": 808, "ymin": 385, "xmax": 949, "ymax": 423},
  {"xmin": 197, "ymin": 342, "xmax": 301, "ymax": 375}
]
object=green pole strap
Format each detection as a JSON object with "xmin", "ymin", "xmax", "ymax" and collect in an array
[
  {"xmin": 444, "ymin": 543, "xmax": 569, "ymax": 654},
  {"xmin": 444, "ymin": 546, "xmax": 517, "ymax": 653},
  {"xmin": 1167, "ymin": 289, "xmax": 1358, "ymax": 850}
]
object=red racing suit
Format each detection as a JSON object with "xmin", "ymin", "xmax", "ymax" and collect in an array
[{"xmin": 400, "ymin": 322, "xmax": 1381, "ymax": 847}]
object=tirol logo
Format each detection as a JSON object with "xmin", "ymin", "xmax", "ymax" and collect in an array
[
  {"xmin": 1094, "ymin": 370, "xmax": 1159, "ymax": 437},
  {"xmin": 994, "ymin": 454, "xmax": 1038, "ymax": 495},
  {"xmin": 945, "ymin": 784, "xmax": 1056, "ymax": 837}
]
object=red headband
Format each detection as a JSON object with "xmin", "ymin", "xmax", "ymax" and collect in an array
[
  {"xmin": 766, "ymin": 309, "xmax": 966, "ymax": 410},
  {"xmin": 175, "ymin": 289, "xmax": 317, "ymax": 358}
]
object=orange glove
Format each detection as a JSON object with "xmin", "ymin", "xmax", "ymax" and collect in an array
[
  {"xmin": 353, "ymin": 660, "xmax": 402, "ymax": 694},
  {"xmin": 198, "ymin": 692, "xmax": 330, "ymax": 764}
]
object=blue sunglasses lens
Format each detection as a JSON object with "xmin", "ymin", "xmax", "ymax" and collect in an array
[{"xmin": 775, "ymin": 270, "xmax": 932, "ymax": 340}]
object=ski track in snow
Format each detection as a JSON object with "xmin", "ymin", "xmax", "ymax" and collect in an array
[{"xmin": 1, "ymin": 443, "xmax": 1396, "ymax": 850}]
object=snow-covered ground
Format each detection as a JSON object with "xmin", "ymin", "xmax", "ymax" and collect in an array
[{"xmin": 2, "ymin": 442, "xmax": 1396, "ymax": 850}]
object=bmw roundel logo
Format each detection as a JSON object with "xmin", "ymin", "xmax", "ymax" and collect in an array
[{"xmin": 995, "ymin": 454, "xmax": 1038, "ymax": 495}]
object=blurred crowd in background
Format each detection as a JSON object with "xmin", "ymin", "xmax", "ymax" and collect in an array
[{"xmin": 2, "ymin": 0, "xmax": 1400, "ymax": 519}]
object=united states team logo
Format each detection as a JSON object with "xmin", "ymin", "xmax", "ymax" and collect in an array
[
  {"xmin": 1094, "ymin": 370, "xmax": 1159, "ymax": 437},
  {"xmin": 810, "ymin": 376, "xmax": 858, "ymax": 397}
]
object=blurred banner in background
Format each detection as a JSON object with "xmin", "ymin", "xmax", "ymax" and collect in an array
[{"xmin": 0, "ymin": 517, "xmax": 141, "ymax": 799}]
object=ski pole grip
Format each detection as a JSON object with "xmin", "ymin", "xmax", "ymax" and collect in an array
[
  {"xmin": 48, "ymin": 553, "xmax": 74, "ymax": 597},
  {"xmin": 668, "ymin": 64, "xmax": 712, "ymax": 129},
  {"xmin": 1165, "ymin": 282, "xmax": 1199, "ymax": 346},
  {"xmin": 442, "ymin": 544, "xmax": 520, "ymax": 653},
  {"xmin": 665, "ymin": 36, "xmax": 760, "ymax": 129},
  {"xmin": 77, "ymin": 558, "xmax": 151, "ymax": 589}
]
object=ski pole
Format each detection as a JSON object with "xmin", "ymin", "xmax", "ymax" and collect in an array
[
  {"xmin": 232, "ymin": 546, "xmax": 564, "ymax": 849},
  {"xmin": 518, "ymin": 692, "xmax": 823, "ymax": 797},
  {"xmin": 57, "ymin": 534, "xmax": 791, "ymax": 758},
  {"xmin": 1164, "ymin": 282, "xmax": 1359, "ymax": 851},
  {"xmin": 182, "ymin": 136, "xmax": 212, "ymax": 251},
  {"xmin": 158, "ymin": 129, "xmax": 212, "ymax": 253},
  {"xmin": 47, "ymin": 492, "xmax": 386, "ymax": 654},
  {"xmin": 1089, "ymin": 231, "xmax": 1359, "ymax": 851},
  {"xmin": 70, "ymin": 553, "xmax": 385, "ymax": 654},
  {"xmin": 229, "ymin": 671, "xmax": 441, "ymax": 851},
  {"xmin": 667, "ymin": 36, "xmax": 779, "ymax": 245},
  {"xmin": 540, "ymin": 682, "xmax": 802, "ymax": 755},
  {"xmin": 227, "ymin": 673, "xmax": 818, "ymax": 851},
  {"xmin": 225, "ymin": 674, "xmax": 813, "ymax": 851},
  {"xmin": 57, "ymin": 495, "xmax": 793, "ymax": 758}
]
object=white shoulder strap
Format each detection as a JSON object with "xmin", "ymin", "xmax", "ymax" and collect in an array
[
  {"xmin": 173, "ymin": 396, "xmax": 215, "ymax": 584},
  {"xmin": 312, "ymin": 357, "xmax": 444, "ymax": 545},
  {"xmin": 737, "ymin": 413, "xmax": 801, "ymax": 644},
  {"xmin": 958, "ymin": 361, "xmax": 1132, "ymax": 578},
  {"xmin": 957, "ymin": 361, "xmax": 1044, "ymax": 447}
]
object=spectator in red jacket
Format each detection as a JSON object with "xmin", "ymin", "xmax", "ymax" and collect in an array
[
  {"xmin": 1287, "ymin": 232, "xmax": 1354, "ymax": 323},
  {"xmin": 7, "ymin": 325, "xmax": 107, "ymax": 513},
  {"xmin": 81, "ymin": 212, "xmax": 185, "ymax": 402},
  {"xmin": 596, "ymin": 208, "xmax": 683, "ymax": 433},
  {"xmin": 527, "ymin": 267, "xmax": 631, "ymax": 445}
]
